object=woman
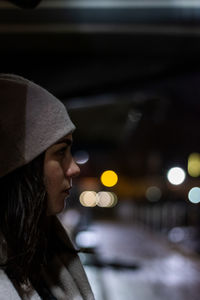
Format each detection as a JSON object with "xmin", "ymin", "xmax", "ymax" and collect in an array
[{"xmin": 0, "ymin": 74, "xmax": 95, "ymax": 299}]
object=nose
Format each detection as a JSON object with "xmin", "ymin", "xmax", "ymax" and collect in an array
[{"xmin": 65, "ymin": 157, "xmax": 80, "ymax": 179}]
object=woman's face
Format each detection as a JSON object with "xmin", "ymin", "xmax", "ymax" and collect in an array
[{"xmin": 43, "ymin": 133, "xmax": 80, "ymax": 215}]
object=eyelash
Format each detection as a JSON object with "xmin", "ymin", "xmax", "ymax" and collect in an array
[{"xmin": 57, "ymin": 147, "xmax": 67, "ymax": 155}]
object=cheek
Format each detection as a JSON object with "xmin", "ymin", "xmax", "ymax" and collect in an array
[{"xmin": 44, "ymin": 161, "xmax": 63, "ymax": 190}]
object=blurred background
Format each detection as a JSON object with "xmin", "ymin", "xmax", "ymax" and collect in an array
[{"xmin": 2, "ymin": 0, "xmax": 200, "ymax": 299}]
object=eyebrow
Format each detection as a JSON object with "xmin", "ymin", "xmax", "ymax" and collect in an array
[{"xmin": 55, "ymin": 138, "xmax": 73, "ymax": 146}]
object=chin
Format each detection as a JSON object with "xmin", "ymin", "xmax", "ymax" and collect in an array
[{"xmin": 47, "ymin": 199, "xmax": 66, "ymax": 216}]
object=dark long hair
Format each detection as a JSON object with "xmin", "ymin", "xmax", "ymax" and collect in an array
[{"xmin": 0, "ymin": 152, "xmax": 48, "ymax": 286}]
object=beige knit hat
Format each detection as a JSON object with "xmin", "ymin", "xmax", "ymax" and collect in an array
[{"xmin": 0, "ymin": 74, "xmax": 75, "ymax": 177}]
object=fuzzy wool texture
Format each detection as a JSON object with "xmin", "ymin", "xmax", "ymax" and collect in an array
[
  {"xmin": 0, "ymin": 271, "xmax": 41, "ymax": 300},
  {"xmin": 0, "ymin": 74, "xmax": 75, "ymax": 178}
]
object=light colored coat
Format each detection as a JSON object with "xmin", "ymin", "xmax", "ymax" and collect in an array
[
  {"xmin": 0, "ymin": 270, "xmax": 41, "ymax": 300},
  {"xmin": 0, "ymin": 217, "xmax": 95, "ymax": 300}
]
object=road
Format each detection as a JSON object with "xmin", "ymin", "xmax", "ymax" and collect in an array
[{"xmin": 77, "ymin": 221, "xmax": 200, "ymax": 300}]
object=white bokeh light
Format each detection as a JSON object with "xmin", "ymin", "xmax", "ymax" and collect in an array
[
  {"xmin": 74, "ymin": 150, "xmax": 89, "ymax": 165},
  {"xmin": 96, "ymin": 191, "xmax": 117, "ymax": 207},
  {"xmin": 167, "ymin": 167, "xmax": 186, "ymax": 185},
  {"xmin": 188, "ymin": 187, "xmax": 200, "ymax": 204},
  {"xmin": 79, "ymin": 191, "xmax": 97, "ymax": 207},
  {"xmin": 168, "ymin": 227, "xmax": 185, "ymax": 243},
  {"xmin": 75, "ymin": 231, "xmax": 99, "ymax": 248}
]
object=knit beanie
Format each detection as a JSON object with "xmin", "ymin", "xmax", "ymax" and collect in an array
[{"xmin": 0, "ymin": 74, "xmax": 75, "ymax": 178}]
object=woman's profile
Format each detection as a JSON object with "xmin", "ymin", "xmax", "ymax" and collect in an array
[{"xmin": 0, "ymin": 74, "xmax": 94, "ymax": 299}]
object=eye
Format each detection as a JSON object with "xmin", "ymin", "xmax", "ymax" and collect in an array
[{"xmin": 57, "ymin": 146, "xmax": 67, "ymax": 156}]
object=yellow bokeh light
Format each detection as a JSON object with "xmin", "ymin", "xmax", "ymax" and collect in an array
[
  {"xmin": 100, "ymin": 170, "xmax": 118, "ymax": 187},
  {"xmin": 188, "ymin": 153, "xmax": 200, "ymax": 177}
]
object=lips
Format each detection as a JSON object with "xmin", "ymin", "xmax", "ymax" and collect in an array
[{"xmin": 62, "ymin": 186, "xmax": 72, "ymax": 194}]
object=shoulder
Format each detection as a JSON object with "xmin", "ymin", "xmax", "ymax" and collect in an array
[{"xmin": 0, "ymin": 269, "xmax": 21, "ymax": 299}]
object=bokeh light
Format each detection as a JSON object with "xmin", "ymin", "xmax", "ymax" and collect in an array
[
  {"xmin": 188, "ymin": 152, "xmax": 200, "ymax": 177},
  {"xmin": 74, "ymin": 150, "xmax": 89, "ymax": 165},
  {"xmin": 167, "ymin": 167, "xmax": 186, "ymax": 185},
  {"xmin": 96, "ymin": 191, "xmax": 118, "ymax": 207},
  {"xmin": 100, "ymin": 170, "xmax": 118, "ymax": 187},
  {"xmin": 79, "ymin": 191, "xmax": 118, "ymax": 208},
  {"xmin": 188, "ymin": 187, "xmax": 200, "ymax": 204},
  {"xmin": 79, "ymin": 191, "xmax": 97, "ymax": 207},
  {"xmin": 168, "ymin": 227, "xmax": 185, "ymax": 243},
  {"xmin": 75, "ymin": 231, "xmax": 99, "ymax": 248},
  {"xmin": 146, "ymin": 186, "xmax": 162, "ymax": 202}
]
